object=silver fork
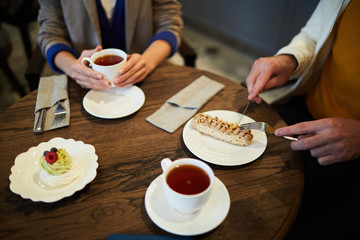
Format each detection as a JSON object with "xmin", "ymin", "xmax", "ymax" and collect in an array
[
  {"xmin": 51, "ymin": 101, "xmax": 67, "ymax": 126},
  {"xmin": 240, "ymin": 122, "xmax": 298, "ymax": 141}
]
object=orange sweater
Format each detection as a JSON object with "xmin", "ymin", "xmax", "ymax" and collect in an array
[{"xmin": 306, "ymin": 0, "xmax": 360, "ymax": 119}]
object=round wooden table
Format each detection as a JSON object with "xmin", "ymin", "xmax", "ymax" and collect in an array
[{"xmin": 0, "ymin": 64, "xmax": 303, "ymax": 239}]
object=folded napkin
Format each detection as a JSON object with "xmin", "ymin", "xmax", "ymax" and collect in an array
[
  {"xmin": 34, "ymin": 74, "xmax": 70, "ymax": 131},
  {"xmin": 146, "ymin": 75, "xmax": 224, "ymax": 133}
]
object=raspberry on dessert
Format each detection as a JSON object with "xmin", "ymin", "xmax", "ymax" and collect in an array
[{"xmin": 45, "ymin": 151, "xmax": 58, "ymax": 164}]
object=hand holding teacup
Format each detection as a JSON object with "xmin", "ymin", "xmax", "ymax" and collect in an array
[
  {"xmin": 161, "ymin": 158, "xmax": 215, "ymax": 214},
  {"xmin": 81, "ymin": 48, "xmax": 127, "ymax": 88}
]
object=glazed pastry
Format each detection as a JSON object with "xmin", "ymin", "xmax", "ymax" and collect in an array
[{"xmin": 191, "ymin": 113, "xmax": 253, "ymax": 146}]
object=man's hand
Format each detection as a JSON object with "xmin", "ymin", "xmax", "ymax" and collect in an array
[
  {"xmin": 275, "ymin": 118, "xmax": 360, "ymax": 165},
  {"xmin": 246, "ymin": 54, "xmax": 297, "ymax": 104}
]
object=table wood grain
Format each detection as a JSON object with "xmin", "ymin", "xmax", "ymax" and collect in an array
[{"xmin": 0, "ymin": 64, "xmax": 303, "ymax": 240}]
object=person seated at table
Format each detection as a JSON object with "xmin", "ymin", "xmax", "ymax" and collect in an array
[
  {"xmin": 245, "ymin": 0, "xmax": 360, "ymax": 238},
  {"xmin": 37, "ymin": 0, "xmax": 183, "ymax": 90}
]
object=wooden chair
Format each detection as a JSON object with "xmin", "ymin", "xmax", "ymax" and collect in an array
[
  {"xmin": 0, "ymin": 25, "xmax": 27, "ymax": 96},
  {"xmin": 179, "ymin": 39, "xmax": 197, "ymax": 67},
  {"xmin": 0, "ymin": 0, "xmax": 39, "ymax": 59},
  {"xmin": 24, "ymin": 45, "xmax": 45, "ymax": 91}
]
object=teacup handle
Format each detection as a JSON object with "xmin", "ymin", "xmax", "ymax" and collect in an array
[
  {"xmin": 161, "ymin": 158, "xmax": 172, "ymax": 172},
  {"xmin": 81, "ymin": 57, "xmax": 93, "ymax": 67}
]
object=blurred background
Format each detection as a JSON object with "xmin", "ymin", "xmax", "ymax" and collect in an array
[{"xmin": 0, "ymin": 0, "xmax": 319, "ymax": 114}]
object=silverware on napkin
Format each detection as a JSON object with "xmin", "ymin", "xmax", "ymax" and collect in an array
[
  {"xmin": 33, "ymin": 108, "xmax": 46, "ymax": 134},
  {"xmin": 33, "ymin": 75, "xmax": 70, "ymax": 133}
]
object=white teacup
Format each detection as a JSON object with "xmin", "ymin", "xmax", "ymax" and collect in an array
[
  {"xmin": 81, "ymin": 48, "xmax": 127, "ymax": 87},
  {"xmin": 161, "ymin": 158, "xmax": 214, "ymax": 214}
]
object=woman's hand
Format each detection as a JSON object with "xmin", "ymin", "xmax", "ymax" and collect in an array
[
  {"xmin": 70, "ymin": 45, "xmax": 112, "ymax": 90},
  {"xmin": 54, "ymin": 45, "xmax": 112, "ymax": 90},
  {"xmin": 114, "ymin": 39, "xmax": 172, "ymax": 88},
  {"xmin": 246, "ymin": 54, "xmax": 298, "ymax": 104},
  {"xmin": 275, "ymin": 118, "xmax": 360, "ymax": 165},
  {"xmin": 113, "ymin": 53, "xmax": 148, "ymax": 88}
]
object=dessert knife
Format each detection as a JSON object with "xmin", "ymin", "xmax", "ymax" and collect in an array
[
  {"xmin": 238, "ymin": 100, "xmax": 250, "ymax": 125},
  {"xmin": 34, "ymin": 108, "xmax": 46, "ymax": 134}
]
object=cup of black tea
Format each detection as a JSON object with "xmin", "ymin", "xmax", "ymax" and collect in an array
[
  {"xmin": 81, "ymin": 48, "xmax": 127, "ymax": 87},
  {"xmin": 161, "ymin": 158, "xmax": 214, "ymax": 214}
]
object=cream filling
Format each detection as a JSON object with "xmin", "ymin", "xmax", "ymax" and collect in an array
[{"xmin": 39, "ymin": 159, "xmax": 80, "ymax": 187}]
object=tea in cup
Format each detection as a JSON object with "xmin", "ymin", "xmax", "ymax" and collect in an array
[
  {"xmin": 81, "ymin": 48, "xmax": 127, "ymax": 87},
  {"xmin": 161, "ymin": 158, "xmax": 214, "ymax": 214}
]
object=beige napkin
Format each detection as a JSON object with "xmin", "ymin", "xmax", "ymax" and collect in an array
[
  {"xmin": 34, "ymin": 75, "xmax": 70, "ymax": 131},
  {"xmin": 146, "ymin": 75, "xmax": 224, "ymax": 133}
]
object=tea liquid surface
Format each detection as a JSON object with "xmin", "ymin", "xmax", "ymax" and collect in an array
[
  {"xmin": 166, "ymin": 164, "xmax": 210, "ymax": 195},
  {"xmin": 94, "ymin": 55, "xmax": 123, "ymax": 66}
]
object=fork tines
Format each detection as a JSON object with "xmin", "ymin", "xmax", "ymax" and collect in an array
[
  {"xmin": 51, "ymin": 101, "xmax": 67, "ymax": 126},
  {"xmin": 240, "ymin": 122, "xmax": 297, "ymax": 140},
  {"xmin": 240, "ymin": 122, "xmax": 265, "ymax": 130},
  {"xmin": 240, "ymin": 122, "xmax": 274, "ymax": 134}
]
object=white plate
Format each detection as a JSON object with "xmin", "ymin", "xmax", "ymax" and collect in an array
[
  {"xmin": 145, "ymin": 175, "xmax": 230, "ymax": 236},
  {"xmin": 183, "ymin": 110, "xmax": 267, "ymax": 166},
  {"xmin": 83, "ymin": 85, "xmax": 145, "ymax": 119},
  {"xmin": 9, "ymin": 137, "xmax": 98, "ymax": 203}
]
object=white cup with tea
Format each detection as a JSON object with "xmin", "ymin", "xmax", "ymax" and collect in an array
[
  {"xmin": 81, "ymin": 48, "xmax": 127, "ymax": 87},
  {"xmin": 160, "ymin": 158, "xmax": 215, "ymax": 214}
]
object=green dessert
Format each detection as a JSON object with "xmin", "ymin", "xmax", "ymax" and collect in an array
[
  {"xmin": 40, "ymin": 148, "xmax": 72, "ymax": 175},
  {"xmin": 39, "ymin": 147, "xmax": 80, "ymax": 187}
]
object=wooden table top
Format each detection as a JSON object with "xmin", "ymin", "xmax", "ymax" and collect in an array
[{"xmin": 0, "ymin": 64, "xmax": 303, "ymax": 240}]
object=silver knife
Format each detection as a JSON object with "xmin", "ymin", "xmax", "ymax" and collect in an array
[
  {"xmin": 34, "ymin": 108, "xmax": 46, "ymax": 134},
  {"xmin": 238, "ymin": 100, "xmax": 250, "ymax": 125}
]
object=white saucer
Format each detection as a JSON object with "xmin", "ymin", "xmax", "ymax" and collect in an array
[
  {"xmin": 145, "ymin": 175, "xmax": 230, "ymax": 236},
  {"xmin": 183, "ymin": 110, "xmax": 267, "ymax": 166},
  {"xmin": 83, "ymin": 85, "xmax": 145, "ymax": 119}
]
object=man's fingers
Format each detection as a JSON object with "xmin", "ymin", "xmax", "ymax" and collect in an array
[
  {"xmin": 290, "ymin": 134, "xmax": 327, "ymax": 151},
  {"xmin": 275, "ymin": 120, "xmax": 327, "ymax": 136}
]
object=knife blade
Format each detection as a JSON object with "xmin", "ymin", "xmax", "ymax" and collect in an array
[
  {"xmin": 238, "ymin": 100, "xmax": 250, "ymax": 125},
  {"xmin": 34, "ymin": 108, "xmax": 46, "ymax": 134}
]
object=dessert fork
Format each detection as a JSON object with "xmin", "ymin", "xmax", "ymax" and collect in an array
[
  {"xmin": 240, "ymin": 122, "xmax": 298, "ymax": 141},
  {"xmin": 52, "ymin": 101, "xmax": 67, "ymax": 126}
]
